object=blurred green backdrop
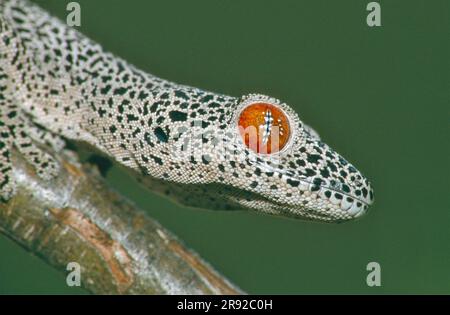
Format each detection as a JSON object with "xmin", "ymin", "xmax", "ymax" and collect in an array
[{"xmin": 0, "ymin": 0, "xmax": 448, "ymax": 294}]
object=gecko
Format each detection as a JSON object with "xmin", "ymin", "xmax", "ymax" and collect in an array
[{"xmin": 0, "ymin": 0, "xmax": 374, "ymax": 222}]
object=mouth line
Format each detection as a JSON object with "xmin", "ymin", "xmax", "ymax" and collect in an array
[
  {"xmin": 319, "ymin": 184, "xmax": 370, "ymax": 206},
  {"xmin": 250, "ymin": 163, "xmax": 371, "ymax": 206},
  {"xmin": 282, "ymin": 174, "xmax": 370, "ymax": 206}
]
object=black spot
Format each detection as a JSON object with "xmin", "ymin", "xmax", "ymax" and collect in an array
[
  {"xmin": 175, "ymin": 90, "xmax": 189, "ymax": 100},
  {"xmin": 100, "ymin": 85, "xmax": 111, "ymax": 94},
  {"xmin": 138, "ymin": 91, "xmax": 148, "ymax": 100},
  {"xmin": 361, "ymin": 188, "xmax": 368, "ymax": 198},
  {"xmin": 144, "ymin": 132, "xmax": 153, "ymax": 145},
  {"xmin": 150, "ymin": 154, "xmax": 163, "ymax": 165},
  {"xmin": 342, "ymin": 184, "xmax": 350, "ymax": 193},
  {"xmin": 296, "ymin": 159, "xmax": 306, "ymax": 167},
  {"xmin": 150, "ymin": 102, "xmax": 160, "ymax": 113},
  {"xmin": 327, "ymin": 161, "xmax": 337, "ymax": 172},
  {"xmin": 307, "ymin": 154, "xmax": 321, "ymax": 164},
  {"xmin": 339, "ymin": 157, "xmax": 348, "ymax": 166},
  {"xmin": 325, "ymin": 191, "xmax": 332, "ymax": 198},
  {"xmin": 126, "ymin": 114, "xmax": 139, "ymax": 122},
  {"xmin": 169, "ymin": 110, "xmax": 188, "ymax": 122},
  {"xmin": 250, "ymin": 181, "xmax": 258, "ymax": 188},
  {"xmin": 348, "ymin": 166, "xmax": 357, "ymax": 173},
  {"xmin": 314, "ymin": 146, "xmax": 323, "ymax": 154},
  {"xmin": 53, "ymin": 48, "xmax": 62, "ymax": 57},
  {"xmin": 311, "ymin": 185, "xmax": 320, "ymax": 192},
  {"xmin": 113, "ymin": 87, "xmax": 128, "ymax": 95},
  {"xmin": 287, "ymin": 178, "xmax": 300, "ymax": 187},
  {"xmin": 335, "ymin": 193, "xmax": 343, "ymax": 200},
  {"xmin": 201, "ymin": 95, "xmax": 214, "ymax": 103},
  {"xmin": 313, "ymin": 178, "xmax": 323, "ymax": 186},
  {"xmin": 6, "ymin": 111, "xmax": 17, "ymax": 119},
  {"xmin": 304, "ymin": 168, "xmax": 316, "ymax": 177},
  {"xmin": 208, "ymin": 102, "xmax": 220, "ymax": 108},
  {"xmin": 320, "ymin": 169, "xmax": 330, "ymax": 178},
  {"xmin": 101, "ymin": 75, "xmax": 112, "ymax": 83},
  {"xmin": 154, "ymin": 127, "xmax": 168, "ymax": 143}
]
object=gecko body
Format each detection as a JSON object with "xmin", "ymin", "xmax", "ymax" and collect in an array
[{"xmin": 0, "ymin": 0, "xmax": 374, "ymax": 222}]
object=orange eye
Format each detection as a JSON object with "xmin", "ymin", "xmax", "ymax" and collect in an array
[{"xmin": 238, "ymin": 103, "xmax": 290, "ymax": 154}]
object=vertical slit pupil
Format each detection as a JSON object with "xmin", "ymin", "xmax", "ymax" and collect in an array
[{"xmin": 238, "ymin": 102, "xmax": 290, "ymax": 154}]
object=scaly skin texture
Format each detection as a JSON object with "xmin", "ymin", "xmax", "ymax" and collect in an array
[{"xmin": 0, "ymin": 0, "xmax": 374, "ymax": 222}]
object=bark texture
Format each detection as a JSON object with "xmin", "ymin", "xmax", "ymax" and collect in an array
[{"xmin": 0, "ymin": 149, "xmax": 242, "ymax": 294}]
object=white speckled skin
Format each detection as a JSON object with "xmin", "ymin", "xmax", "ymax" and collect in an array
[{"xmin": 0, "ymin": 0, "xmax": 373, "ymax": 222}]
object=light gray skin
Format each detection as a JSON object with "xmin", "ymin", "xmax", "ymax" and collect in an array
[{"xmin": 0, "ymin": 0, "xmax": 374, "ymax": 222}]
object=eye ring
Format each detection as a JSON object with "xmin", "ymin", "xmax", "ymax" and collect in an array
[{"xmin": 235, "ymin": 94, "xmax": 295, "ymax": 155}]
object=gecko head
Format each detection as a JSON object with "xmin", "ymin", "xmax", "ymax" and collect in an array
[
  {"xmin": 214, "ymin": 93, "xmax": 375, "ymax": 222},
  {"xmin": 138, "ymin": 90, "xmax": 373, "ymax": 223}
]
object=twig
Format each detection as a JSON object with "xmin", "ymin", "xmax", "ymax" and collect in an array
[{"xmin": 0, "ymin": 148, "xmax": 243, "ymax": 294}]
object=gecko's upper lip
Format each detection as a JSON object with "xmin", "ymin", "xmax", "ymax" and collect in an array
[
  {"xmin": 320, "ymin": 183, "xmax": 374, "ymax": 218},
  {"xmin": 284, "ymin": 175, "xmax": 374, "ymax": 220},
  {"xmin": 290, "ymin": 175, "xmax": 373, "ymax": 205},
  {"xmin": 325, "ymin": 185, "xmax": 373, "ymax": 206},
  {"xmin": 280, "ymin": 170, "xmax": 374, "ymax": 207}
]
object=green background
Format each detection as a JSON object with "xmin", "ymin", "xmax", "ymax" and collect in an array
[{"xmin": 0, "ymin": 0, "xmax": 448, "ymax": 294}]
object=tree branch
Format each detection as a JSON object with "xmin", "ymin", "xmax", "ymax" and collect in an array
[{"xmin": 0, "ymin": 148, "xmax": 243, "ymax": 294}]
